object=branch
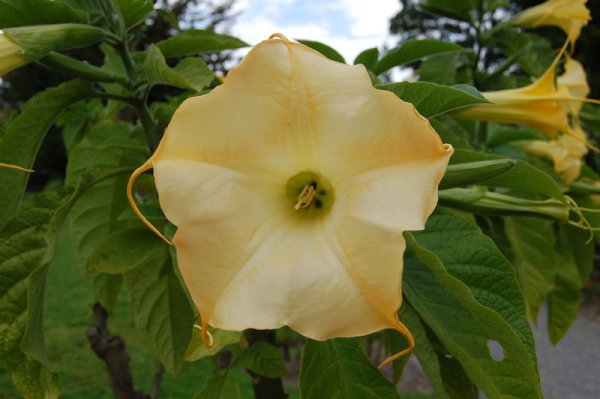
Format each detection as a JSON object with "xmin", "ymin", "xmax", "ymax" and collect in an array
[{"xmin": 86, "ymin": 303, "xmax": 149, "ymax": 399}]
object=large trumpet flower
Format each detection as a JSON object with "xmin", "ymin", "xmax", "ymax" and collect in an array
[{"xmin": 128, "ymin": 34, "xmax": 453, "ymax": 362}]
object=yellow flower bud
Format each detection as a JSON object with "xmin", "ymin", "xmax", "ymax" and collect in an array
[{"xmin": 0, "ymin": 31, "xmax": 29, "ymax": 76}]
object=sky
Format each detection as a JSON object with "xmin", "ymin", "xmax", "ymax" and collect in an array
[{"xmin": 230, "ymin": 0, "xmax": 401, "ymax": 64}]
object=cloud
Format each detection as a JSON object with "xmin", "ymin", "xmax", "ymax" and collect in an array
[{"xmin": 231, "ymin": 0, "xmax": 401, "ymax": 63}]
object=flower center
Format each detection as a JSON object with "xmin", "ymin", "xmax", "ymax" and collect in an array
[{"xmin": 286, "ymin": 171, "xmax": 334, "ymax": 217}]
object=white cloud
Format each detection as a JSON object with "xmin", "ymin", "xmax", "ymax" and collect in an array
[
  {"xmin": 231, "ymin": 0, "xmax": 401, "ymax": 64},
  {"xmin": 339, "ymin": 0, "xmax": 399, "ymax": 38}
]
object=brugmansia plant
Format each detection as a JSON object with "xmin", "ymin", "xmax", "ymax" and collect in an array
[{"xmin": 0, "ymin": 0, "xmax": 599, "ymax": 398}]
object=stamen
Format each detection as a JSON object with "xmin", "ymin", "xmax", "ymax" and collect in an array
[
  {"xmin": 378, "ymin": 314, "xmax": 415, "ymax": 368},
  {"xmin": 294, "ymin": 184, "xmax": 316, "ymax": 210},
  {"xmin": 193, "ymin": 323, "xmax": 214, "ymax": 348},
  {"xmin": 0, "ymin": 162, "xmax": 33, "ymax": 173}
]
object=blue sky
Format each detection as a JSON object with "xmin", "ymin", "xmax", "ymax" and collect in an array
[{"xmin": 231, "ymin": 0, "xmax": 400, "ymax": 63}]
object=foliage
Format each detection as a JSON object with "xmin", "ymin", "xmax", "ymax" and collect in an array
[{"xmin": 0, "ymin": 0, "xmax": 599, "ymax": 398}]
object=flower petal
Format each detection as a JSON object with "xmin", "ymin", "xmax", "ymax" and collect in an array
[{"xmin": 333, "ymin": 152, "xmax": 452, "ymax": 232}]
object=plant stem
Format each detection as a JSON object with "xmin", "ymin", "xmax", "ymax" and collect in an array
[
  {"xmin": 245, "ymin": 330, "xmax": 287, "ymax": 399},
  {"xmin": 86, "ymin": 303, "xmax": 149, "ymax": 399},
  {"xmin": 134, "ymin": 99, "xmax": 160, "ymax": 152}
]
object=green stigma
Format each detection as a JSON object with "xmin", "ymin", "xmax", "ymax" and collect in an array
[{"xmin": 285, "ymin": 171, "xmax": 334, "ymax": 217}]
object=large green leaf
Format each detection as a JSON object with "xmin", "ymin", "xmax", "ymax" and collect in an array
[
  {"xmin": 89, "ymin": 228, "xmax": 166, "ymax": 274},
  {"xmin": 240, "ymin": 342, "xmax": 286, "ymax": 378},
  {"xmin": 353, "ymin": 47, "xmax": 379, "ymax": 70},
  {"xmin": 450, "ymin": 149, "xmax": 564, "ymax": 200},
  {"xmin": 420, "ymin": 0, "xmax": 474, "ymax": 21},
  {"xmin": 296, "ymin": 39, "xmax": 345, "ymax": 63},
  {"xmin": 193, "ymin": 372, "xmax": 241, "ymax": 399},
  {"xmin": 374, "ymin": 39, "xmax": 463, "ymax": 75},
  {"xmin": 114, "ymin": 0, "xmax": 153, "ymax": 28},
  {"xmin": 66, "ymin": 120, "xmax": 147, "ymax": 311},
  {"xmin": 10, "ymin": 357, "xmax": 60, "ymax": 399},
  {"xmin": 0, "ymin": 187, "xmax": 80, "ymax": 397},
  {"xmin": 142, "ymin": 45, "xmax": 214, "ymax": 92},
  {"xmin": 395, "ymin": 304, "xmax": 476, "ymax": 399},
  {"xmin": 505, "ymin": 217, "xmax": 558, "ymax": 320},
  {"xmin": 419, "ymin": 52, "xmax": 470, "ymax": 85},
  {"xmin": 0, "ymin": 0, "xmax": 88, "ymax": 28},
  {"xmin": 299, "ymin": 339, "xmax": 400, "ymax": 399},
  {"xmin": 156, "ymin": 29, "xmax": 248, "ymax": 58},
  {"xmin": 123, "ymin": 238, "xmax": 195, "ymax": 375},
  {"xmin": 380, "ymin": 82, "xmax": 489, "ymax": 118},
  {"xmin": 491, "ymin": 26, "xmax": 554, "ymax": 77},
  {"xmin": 405, "ymin": 207, "xmax": 541, "ymax": 398},
  {"xmin": 547, "ymin": 225, "xmax": 594, "ymax": 343},
  {"xmin": 0, "ymin": 80, "xmax": 93, "ymax": 228}
]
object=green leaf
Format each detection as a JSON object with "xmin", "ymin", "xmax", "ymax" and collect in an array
[
  {"xmin": 143, "ymin": 45, "xmax": 214, "ymax": 92},
  {"xmin": 397, "ymin": 304, "xmax": 476, "ymax": 399},
  {"xmin": 419, "ymin": 52, "xmax": 469, "ymax": 85},
  {"xmin": 547, "ymin": 225, "xmax": 593, "ymax": 343},
  {"xmin": 374, "ymin": 39, "xmax": 463, "ymax": 75},
  {"xmin": 123, "ymin": 247, "xmax": 195, "ymax": 375},
  {"xmin": 156, "ymin": 29, "xmax": 248, "ymax": 58},
  {"xmin": 0, "ymin": 0, "xmax": 88, "ymax": 28},
  {"xmin": 193, "ymin": 372, "xmax": 241, "ymax": 399},
  {"xmin": 89, "ymin": 272, "xmax": 122, "ymax": 314},
  {"xmin": 185, "ymin": 327, "xmax": 242, "ymax": 362},
  {"xmin": 491, "ymin": 26, "xmax": 554, "ymax": 77},
  {"xmin": 0, "ymin": 187, "xmax": 83, "ymax": 397},
  {"xmin": 296, "ymin": 39, "xmax": 345, "ymax": 63},
  {"xmin": 114, "ymin": 0, "xmax": 153, "ymax": 28},
  {"xmin": 0, "ymin": 80, "xmax": 93, "ymax": 228},
  {"xmin": 240, "ymin": 342, "xmax": 286, "ymax": 378},
  {"xmin": 67, "ymin": 120, "xmax": 147, "ymax": 273},
  {"xmin": 379, "ymin": 82, "xmax": 489, "ymax": 118},
  {"xmin": 420, "ymin": 0, "xmax": 474, "ymax": 22},
  {"xmin": 404, "ymin": 207, "xmax": 542, "ymax": 398},
  {"xmin": 353, "ymin": 47, "xmax": 379, "ymax": 70},
  {"xmin": 5, "ymin": 24, "xmax": 106, "ymax": 61},
  {"xmin": 504, "ymin": 217, "xmax": 558, "ymax": 320},
  {"xmin": 299, "ymin": 338, "xmax": 400, "ymax": 399},
  {"xmin": 450, "ymin": 149, "xmax": 564, "ymax": 200},
  {"xmin": 89, "ymin": 228, "xmax": 167, "ymax": 274},
  {"xmin": 10, "ymin": 357, "xmax": 60, "ymax": 399}
]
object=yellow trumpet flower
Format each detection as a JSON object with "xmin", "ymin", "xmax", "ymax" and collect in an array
[
  {"xmin": 456, "ymin": 43, "xmax": 599, "ymax": 139},
  {"xmin": 557, "ymin": 55, "xmax": 590, "ymax": 116},
  {"xmin": 0, "ymin": 31, "xmax": 28, "ymax": 76},
  {"xmin": 512, "ymin": 0, "xmax": 591, "ymax": 48},
  {"xmin": 128, "ymin": 34, "xmax": 453, "ymax": 362},
  {"xmin": 524, "ymin": 125, "xmax": 588, "ymax": 184}
]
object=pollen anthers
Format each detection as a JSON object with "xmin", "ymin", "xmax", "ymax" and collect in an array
[{"xmin": 285, "ymin": 170, "xmax": 334, "ymax": 217}]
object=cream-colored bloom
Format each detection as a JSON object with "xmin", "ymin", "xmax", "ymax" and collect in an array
[
  {"xmin": 128, "ymin": 34, "xmax": 452, "ymax": 358},
  {"xmin": 512, "ymin": 0, "xmax": 591, "ymax": 48},
  {"xmin": 0, "ymin": 31, "xmax": 29, "ymax": 76}
]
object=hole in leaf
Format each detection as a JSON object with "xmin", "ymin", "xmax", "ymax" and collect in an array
[{"xmin": 487, "ymin": 340, "xmax": 504, "ymax": 361}]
